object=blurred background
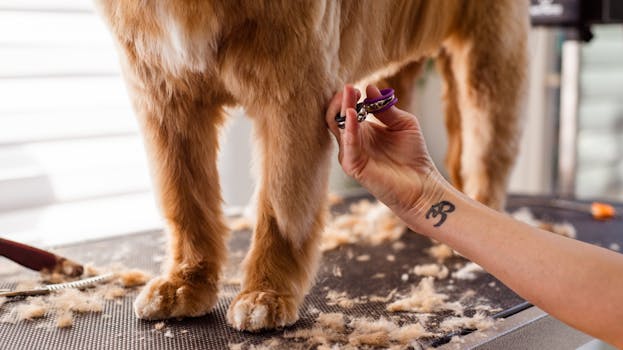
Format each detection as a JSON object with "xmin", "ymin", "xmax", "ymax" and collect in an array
[{"xmin": 1, "ymin": 1, "xmax": 622, "ymax": 245}]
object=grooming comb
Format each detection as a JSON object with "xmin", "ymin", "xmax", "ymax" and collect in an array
[{"xmin": 0, "ymin": 273, "xmax": 115, "ymax": 298}]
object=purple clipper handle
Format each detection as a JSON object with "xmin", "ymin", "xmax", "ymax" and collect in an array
[
  {"xmin": 335, "ymin": 88, "xmax": 398, "ymax": 129},
  {"xmin": 362, "ymin": 88, "xmax": 398, "ymax": 114}
]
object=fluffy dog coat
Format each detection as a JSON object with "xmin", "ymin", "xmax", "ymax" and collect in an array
[{"xmin": 95, "ymin": 0, "xmax": 527, "ymax": 330}]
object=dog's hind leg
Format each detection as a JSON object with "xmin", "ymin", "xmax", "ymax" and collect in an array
[
  {"xmin": 119, "ymin": 60, "xmax": 232, "ymax": 320},
  {"xmin": 437, "ymin": 49, "xmax": 463, "ymax": 191},
  {"xmin": 227, "ymin": 91, "xmax": 332, "ymax": 331},
  {"xmin": 443, "ymin": 2, "xmax": 528, "ymax": 210}
]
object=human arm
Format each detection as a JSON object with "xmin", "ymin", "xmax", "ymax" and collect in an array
[{"xmin": 326, "ymin": 84, "xmax": 623, "ymax": 348}]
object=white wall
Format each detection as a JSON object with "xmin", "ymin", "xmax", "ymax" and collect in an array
[{"xmin": 509, "ymin": 28, "xmax": 558, "ymax": 194}]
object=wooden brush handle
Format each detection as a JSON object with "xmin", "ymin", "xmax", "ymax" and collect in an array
[{"xmin": 0, "ymin": 238, "xmax": 83, "ymax": 277}]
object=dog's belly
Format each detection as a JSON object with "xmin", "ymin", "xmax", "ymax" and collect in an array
[
  {"xmin": 97, "ymin": 0, "xmax": 460, "ymax": 90},
  {"xmin": 95, "ymin": 1, "xmax": 221, "ymax": 76}
]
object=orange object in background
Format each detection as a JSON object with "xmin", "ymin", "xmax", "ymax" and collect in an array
[
  {"xmin": 518, "ymin": 199, "xmax": 619, "ymax": 221},
  {"xmin": 591, "ymin": 202, "xmax": 616, "ymax": 220}
]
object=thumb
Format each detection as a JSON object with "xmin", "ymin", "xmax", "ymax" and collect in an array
[{"xmin": 365, "ymin": 85, "xmax": 417, "ymax": 130}]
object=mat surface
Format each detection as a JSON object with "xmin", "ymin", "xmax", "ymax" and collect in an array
[{"xmin": 0, "ymin": 194, "xmax": 621, "ymax": 349}]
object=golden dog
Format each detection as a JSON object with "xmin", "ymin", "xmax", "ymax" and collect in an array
[{"xmin": 94, "ymin": 0, "xmax": 528, "ymax": 331}]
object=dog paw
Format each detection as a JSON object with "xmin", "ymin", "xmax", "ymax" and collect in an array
[
  {"xmin": 227, "ymin": 290, "xmax": 298, "ymax": 331},
  {"xmin": 134, "ymin": 275, "xmax": 218, "ymax": 320}
]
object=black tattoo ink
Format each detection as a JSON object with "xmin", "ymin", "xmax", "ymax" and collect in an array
[{"xmin": 426, "ymin": 201, "xmax": 455, "ymax": 227}]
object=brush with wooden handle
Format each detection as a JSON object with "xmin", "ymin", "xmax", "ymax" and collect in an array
[{"xmin": 0, "ymin": 237, "xmax": 84, "ymax": 277}]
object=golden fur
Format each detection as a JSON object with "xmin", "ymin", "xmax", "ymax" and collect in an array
[{"xmin": 94, "ymin": 0, "xmax": 528, "ymax": 330}]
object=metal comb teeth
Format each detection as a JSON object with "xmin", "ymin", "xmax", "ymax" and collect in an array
[
  {"xmin": 46, "ymin": 273, "xmax": 115, "ymax": 291},
  {"xmin": 0, "ymin": 272, "xmax": 115, "ymax": 298}
]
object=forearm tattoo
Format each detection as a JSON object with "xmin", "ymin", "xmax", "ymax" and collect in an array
[{"xmin": 425, "ymin": 201, "xmax": 455, "ymax": 227}]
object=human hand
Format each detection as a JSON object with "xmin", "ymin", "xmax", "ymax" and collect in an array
[{"xmin": 326, "ymin": 84, "xmax": 446, "ymax": 220}]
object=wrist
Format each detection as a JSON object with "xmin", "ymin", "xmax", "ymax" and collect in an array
[{"xmin": 400, "ymin": 170, "xmax": 456, "ymax": 235}]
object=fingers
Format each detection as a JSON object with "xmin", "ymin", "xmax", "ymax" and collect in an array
[
  {"xmin": 341, "ymin": 85, "xmax": 359, "ymax": 121},
  {"xmin": 326, "ymin": 90, "xmax": 343, "ymax": 140},
  {"xmin": 342, "ymin": 107, "xmax": 363, "ymax": 176},
  {"xmin": 365, "ymin": 85, "xmax": 416, "ymax": 130},
  {"xmin": 327, "ymin": 85, "xmax": 361, "ymax": 138}
]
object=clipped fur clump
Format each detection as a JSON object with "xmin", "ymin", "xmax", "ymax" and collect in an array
[
  {"xmin": 439, "ymin": 312, "xmax": 495, "ymax": 332},
  {"xmin": 348, "ymin": 317, "xmax": 433, "ymax": 346},
  {"xmin": 0, "ymin": 291, "xmax": 102, "ymax": 328},
  {"xmin": 369, "ymin": 289, "xmax": 398, "ymax": 303},
  {"xmin": 325, "ymin": 290, "xmax": 364, "ymax": 309},
  {"xmin": 316, "ymin": 312, "xmax": 346, "ymax": 332},
  {"xmin": 283, "ymin": 312, "xmax": 432, "ymax": 349},
  {"xmin": 413, "ymin": 263, "xmax": 449, "ymax": 279},
  {"xmin": 117, "ymin": 269, "xmax": 152, "ymax": 288},
  {"xmin": 55, "ymin": 311, "xmax": 74, "ymax": 328},
  {"xmin": 347, "ymin": 318, "xmax": 396, "ymax": 347},
  {"xmin": 427, "ymin": 244, "xmax": 455, "ymax": 262},
  {"xmin": 452, "ymin": 262, "xmax": 485, "ymax": 281},
  {"xmin": 387, "ymin": 277, "xmax": 453, "ymax": 313},
  {"xmin": 1, "ymin": 302, "xmax": 46, "ymax": 323},
  {"xmin": 322, "ymin": 200, "xmax": 407, "ymax": 251},
  {"xmin": 0, "ymin": 265, "xmax": 150, "ymax": 328},
  {"xmin": 284, "ymin": 313, "xmax": 347, "ymax": 347}
]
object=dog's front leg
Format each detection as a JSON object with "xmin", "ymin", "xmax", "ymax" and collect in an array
[
  {"xmin": 119, "ymin": 60, "xmax": 231, "ymax": 320},
  {"xmin": 227, "ymin": 92, "xmax": 333, "ymax": 331}
]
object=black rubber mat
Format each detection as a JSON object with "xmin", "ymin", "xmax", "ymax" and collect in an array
[{"xmin": 0, "ymin": 194, "xmax": 621, "ymax": 349}]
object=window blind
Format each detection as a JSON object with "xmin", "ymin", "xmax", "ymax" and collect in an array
[
  {"xmin": 577, "ymin": 26, "xmax": 623, "ymax": 199},
  {"xmin": 0, "ymin": 1, "xmax": 159, "ymax": 245}
]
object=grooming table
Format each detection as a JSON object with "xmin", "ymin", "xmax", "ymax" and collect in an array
[{"xmin": 0, "ymin": 194, "xmax": 620, "ymax": 349}]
